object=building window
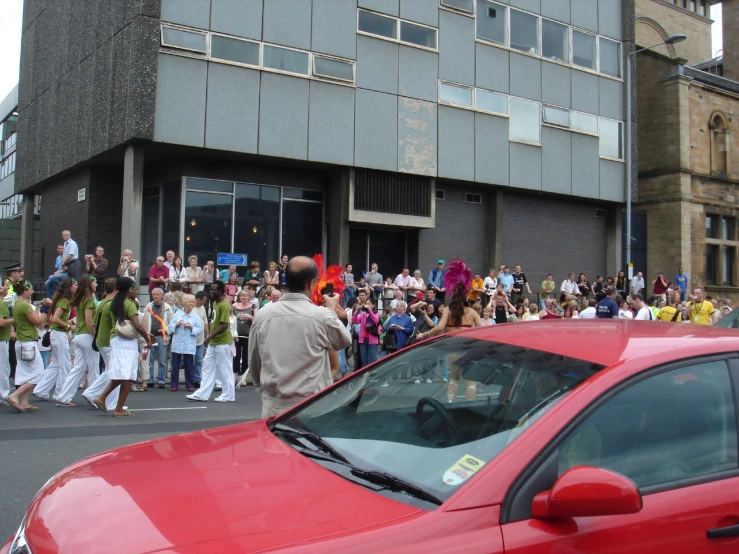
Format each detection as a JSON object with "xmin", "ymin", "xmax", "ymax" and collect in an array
[
  {"xmin": 475, "ymin": 89, "xmax": 508, "ymax": 115},
  {"xmin": 262, "ymin": 45, "xmax": 310, "ymax": 75},
  {"xmin": 357, "ymin": 10, "xmax": 397, "ymax": 40},
  {"xmin": 699, "ymin": 0, "xmax": 707, "ymax": 16},
  {"xmin": 0, "ymin": 152, "xmax": 15, "ymax": 180},
  {"xmin": 706, "ymin": 244, "xmax": 719, "ymax": 285},
  {"xmin": 313, "ymin": 55, "xmax": 354, "ymax": 82},
  {"xmin": 465, "ymin": 193, "xmax": 482, "ymax": 204},
  {"xmin": 161, "ymin": 25, "xmax": 207, "ymax": 54},
  {"xmin": 476, "ymin": 0, "xmax": 507, "ymax": 45},
  {"xmin": 440, "ymin": 0, "xmax": 474, "ymax": 14},
  {"xmin": 599, "ymin": 118, "xmax": 623, "ymax": 159},
  {"xmin": 723, "ymin": 246, "xmax": 735, "ymax": 285},
  {"xmin": 509, "ymin": 97, "xmax": 541, "ymax": 144},
  {"xmin": 399, "ymin": 21, "xmax": 437, "ymax": 49},
  {"xmin": 571, "ymin": 111, "xmax": 599, "ymax": 135},
  {"xmin": 573, "ymin": 30, "xmax": 597, "ymax": 70},
  {"xmin": 710, "ymin": 114, "xmax": 729, "ymax": 177},
  {"xmin": 436, "ymin": 189, "xmax": 446, "ymax": 200},
  {"xmin": 599, "ymin": 37, "xmax": 622, "ymax": 78},
  {"xmin": 440, "ymin": 82, "xmax": 473, "ymax": 107},
  {"xmin": 357, "ymin": 9, "xmax": 438, "ymax": 51},
  {"xmin": 542, "ymin": 19, "xmax": 569, "ymax": 63},
  {"xmin": 509, "ymin": 9, "xmax": 539, "ymax": 55},
  {"xmin": 706, "ymin": 215, "xmax": 737, "ymax": 286},
  {"xmin": 210, "ymin": 35, "xmax": 260, "ymax": 66},
  {"xmin": 543, "ymin": 105, "xmax": 570, "ymax": 127}
]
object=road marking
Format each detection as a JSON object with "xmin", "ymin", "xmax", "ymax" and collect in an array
[{"xmin": 130, "ymin": 407, "xmax": 208, "ymax": 412}]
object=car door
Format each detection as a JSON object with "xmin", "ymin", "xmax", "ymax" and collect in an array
[{"xmin": 500, "ymin": 358, "xmax": 739, "ymax": 553}]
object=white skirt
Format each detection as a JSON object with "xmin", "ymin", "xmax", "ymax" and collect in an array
[
  {"xmin": 14, "ymin": 341, "xmax": 44, "ymax": 386},
  {"xmin": 107, "ymin": 336, "xmax": 139, "ymax": 381}
]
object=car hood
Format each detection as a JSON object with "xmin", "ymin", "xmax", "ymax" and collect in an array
[{"xmin": 22, "ymin": 421, "xmax": 422, "ymax": 554}]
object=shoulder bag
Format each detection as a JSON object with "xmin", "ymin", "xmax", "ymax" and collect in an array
[
  {"xmin": 382, "ymin": 330, "xmax": 398, "ymax": 353},
  {"xmin": 41, "ymin": 330, "xmax": 51, "ymax": 348},
  {"xmin": 115, "ymin": 319, "xmax": 138, "ymax": 340}
]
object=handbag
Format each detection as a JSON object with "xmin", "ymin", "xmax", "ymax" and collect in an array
[
  {"xmin": 382, "ymin": 331, "xmax": 398, "ymax": 353},
  {"xmin": 115, "ymin": 319, "xmax": 138, "ymax": 340},
  {"xmin": 21, "ymin": 344, "xmax": 36, "ymax": 361},
  {"xmin": 41, "ymin": 330, "xmax": 51, "ymax": 348}
]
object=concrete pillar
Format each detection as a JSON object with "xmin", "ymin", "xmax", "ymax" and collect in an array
[
  {"xmin": 485, "ymin": 189, "xmax": 504, "ymax": 270},
  {"xmin": 121, "ymin": 145, "xmax": 144, "ymax": 273},
  {"xmin": 606, "ymin": 206, "xmax": 623, "ymax": 278},
  {"xmin": 326, "ymin": 168, "xmax": 350, "ymax": 266},
  {"xmin": 19, "ymin": 193, "xmax": 35, "ymax": 279}
]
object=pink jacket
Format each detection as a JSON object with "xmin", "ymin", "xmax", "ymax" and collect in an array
[{"xmin": 352, "ymin": 309, "xmax": 381, "ymax": 345}]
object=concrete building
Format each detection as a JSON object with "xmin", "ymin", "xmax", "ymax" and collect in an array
[
  {"xmin": 635, "ymin": 0, "xmax": 739, "ymax": 300},
  {"xmin": 15, "ymin": 0, "xmax": 633, "ymax": 294}
]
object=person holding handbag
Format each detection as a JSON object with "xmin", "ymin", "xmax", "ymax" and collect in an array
[
  {"xmin": 5, "ymin": 281, "xmax": 48, "ymax": 412},
  {"xmin": 352, "ymin": 298, "xmax": 381, "ymax": 370},
  {"xmin": 54, "ymin": 274, "xmax": 99, "ymax": 406},
  {"xmin": 34, "ymin": 277, "xmax": 77, "ymax": 401},
  {"xmin": 93, "ymin": 277, "xmax": 151, "ymax": 416}
]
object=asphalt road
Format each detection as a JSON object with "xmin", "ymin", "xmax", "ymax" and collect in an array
[{"xmin": 0, "ymin": 384, "xmax": 263, "ymax": 543}]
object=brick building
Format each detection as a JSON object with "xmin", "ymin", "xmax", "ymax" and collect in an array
[
  {"xmin": 15, "ymin": 0, "xmax": 633, "ymax": 298},
  {"xmin": 635, "ymin": 0, "xmax": 739, "ymax": 300}
]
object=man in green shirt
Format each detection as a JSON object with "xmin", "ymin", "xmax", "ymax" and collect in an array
[
  {"xmin": 539, "ymin": 273, "xmax": 556, "ymax": 311},
  {"xmin": 186, "ymin": 280, "xmax": 235, "ymax": 403},
  {"xmin": 0, "ymin": 282, "xmax": 15, "ymax": 403}
]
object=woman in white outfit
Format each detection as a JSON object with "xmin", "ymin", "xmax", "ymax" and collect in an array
[
  {"xmin": 6, "ymin": 281, "xmax": 48, "ymax": 412},
  {"xmin": 93, "ymin": 277, "xmax": 151, "ymax": 417},
  {"xmin": 55, "ymin": 274, "xmax": 99, "ymax": 406},
  {"xmin": 34, "ymin": 277, "xmax": 77, "ymax": 401},
  {"xmin": 185, "ymin": 255, "xmax": 204, "ymax": 293}
]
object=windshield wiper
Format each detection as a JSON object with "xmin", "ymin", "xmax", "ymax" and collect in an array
[
  {"xmin": 349, "ymin": 469, "xmax": 442, "ymax": 506},
  {"xmin": 270, "ymin": 423, "xmax": 351, "ymax": 464}
]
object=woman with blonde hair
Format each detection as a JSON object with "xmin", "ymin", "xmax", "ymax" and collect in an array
[
  {"xmin": 264, "ymin": 261, "xmax": 280, "ymax": 288},
  {"xmin": 185, "ymin": 255, "xmax": 204, "ymax": 293}
]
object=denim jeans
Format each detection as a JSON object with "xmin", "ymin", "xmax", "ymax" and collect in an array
[
  {"xmin": 359, "ymin": 341, "xmax": 378, "ymax": 369},
  {"xmin": 45, "ymin": 273, "xmax": 67, "ymax": 298},
  {"xmin": 337, "ymin": 348, "xmax": 350, "ymax": 375},
  {"xmin": 194, "ymin": 344, "xmax": 205, "ymax": 383},
  {"xmin": 150, "ymin": 335, "xmax": 169, "ymax": 384},
  {"xmin": 343, "ymin": 287, "xmax": 356, "ymax": 308}
]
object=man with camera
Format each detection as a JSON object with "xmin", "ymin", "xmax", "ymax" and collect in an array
[
  {"xmin": 85, "ymin": 246, "xmax": 108, "ymax": 284},
  {"xmin": 652, "ymin": 271, "xmax": 669, "ymax": 303},
  {"xmin": 117, "ymin": 250, "xmax": 139, "ymax": 279}
]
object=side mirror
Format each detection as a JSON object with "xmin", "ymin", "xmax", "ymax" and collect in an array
[{"xmin": 532, "ymin": 466, "xmax": 642, "ymax": 519}]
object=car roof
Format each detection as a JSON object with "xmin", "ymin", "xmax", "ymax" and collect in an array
[{"xmin": 456, "ymin": 320, "xmax": 739, "ymax": 367}]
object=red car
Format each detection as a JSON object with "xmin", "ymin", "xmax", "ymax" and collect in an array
[{"xmin": 5, "ymin": 320, "xmax": 739, "ymax": 554}]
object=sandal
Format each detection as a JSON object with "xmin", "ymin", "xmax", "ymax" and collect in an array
[
  {"xmin": 132, "ymin": 385, "xmax": 148, "ymax": 392},
  {"xmin": 93, "ymin": 398, "xmax": 108, "ymax": 413},
  {"xmin": 55, "ymin": 401, "xmax": 77, "ymax": 407},
  {"xmin": 26, "ymin": 406, "xmax": 39, "ymax": 412},
  {"xmin": 112, "ymin": 411, "xmax": 135, "ymax": 417}
]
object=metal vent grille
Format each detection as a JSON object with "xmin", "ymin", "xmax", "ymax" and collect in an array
[{"xmin": 354, "ymin": 169, "xmax": 432, "ymax": 217}]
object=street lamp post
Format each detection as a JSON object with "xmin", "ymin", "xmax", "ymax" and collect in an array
[{"xmin": 625, "ymin": 34, "xmax": 687, "ymax": 273}]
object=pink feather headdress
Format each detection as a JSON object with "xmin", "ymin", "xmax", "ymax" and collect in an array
[{"xmin": 444, "ymin": 258, "xmax": 473, "ymax": 295}]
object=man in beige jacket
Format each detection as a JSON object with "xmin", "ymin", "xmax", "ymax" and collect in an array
[{"xmin": 249, "ymin": 256, "xmax": 351, "ymax": 418}]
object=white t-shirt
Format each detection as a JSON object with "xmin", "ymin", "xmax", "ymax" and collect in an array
[
  {"xmin": 619, "ymin": 309, "xmax": 633, "ymax": 320},
  {"xmin": 579, "ymin": 307, "xmax": 597, "ymax": 319},
  {"xmin": 634, "ymin": 306, "xmax": 653, "ymax": 320}
]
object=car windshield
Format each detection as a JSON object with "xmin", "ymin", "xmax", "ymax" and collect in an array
[
  {"xmin": 717, "ymin": 308, "xmax": 739, "ymax": 329},
  {"xmin": 275, "ymin": 336, "xmax": 604, "ymax": 506}
]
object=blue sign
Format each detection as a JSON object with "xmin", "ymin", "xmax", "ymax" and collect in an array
[{"xmin": 217, "ymin": 253, "xmax": 248, "ymax": 266}]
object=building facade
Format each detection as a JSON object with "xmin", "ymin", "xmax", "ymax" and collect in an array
[
  {"xmin": 635, "ymin": 0, "xmax": 739, "ymax": 300},
  {"xmin": 16, "ymin": 0, "xmax": 633, "ymax": 293}
]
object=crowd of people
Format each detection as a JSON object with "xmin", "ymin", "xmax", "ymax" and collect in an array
[{"xmin": 0, "ymin": 227, "xmax": 733, "ymax": 416}]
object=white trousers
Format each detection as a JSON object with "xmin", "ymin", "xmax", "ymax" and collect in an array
[
  {"xmin": 55, "ymin": 334, "xmax": 100, "ymax": 403},
  {"xmin": 34, "ymin": 330, "xmax": 71, "ymax": 399},
  {"xmin": 0, "ymin": 340, "xmax": 9, "ymax": 400},
  {"xmin": 82, "ymin": 346, "xmax": 119, "ymax": 411},
  {"xmin": 191, "ymin": 344, "xmax": 235, "ymax": 401}
]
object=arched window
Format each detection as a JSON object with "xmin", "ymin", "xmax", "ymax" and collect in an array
[{"xmin": 710, "ymin": 113, "xmax": 729, "ymax": 177}]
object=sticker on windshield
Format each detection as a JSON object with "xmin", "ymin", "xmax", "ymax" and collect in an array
[{"xmin": 443, "ymin": 455, "xmax": 486, "ymax": 486}]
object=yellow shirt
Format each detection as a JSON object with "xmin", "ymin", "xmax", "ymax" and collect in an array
[
  {"xmin": 468, "ymin": 278, "xmax": 484, "ymax": 301},
  {"xmin": 687, "ymin": 301, "xmax": 715, "ymax": 325},
  {"xmin": 657, "ymin": 306, "xmax": 681, "ymax": 322}
]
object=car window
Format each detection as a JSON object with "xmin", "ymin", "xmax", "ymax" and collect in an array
[
  {"xmin": 557, "ymin": 360, "xmax": 738, "ymax": 488},
  {"xmin": 277, "ymin": 336, "xmax": 604, "ymax": 505}
]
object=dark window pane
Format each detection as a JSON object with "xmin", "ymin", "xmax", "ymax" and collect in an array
[
  {"xmin": 161, "ymin": 27, "xmax": 207, "ymax": 53},
  {"xmin": 722, "ymin": 246, "xmax": 735, "ymax": 285},
  {"xmin": 211, "ymin": 35, "xmax": 259, "ymax": 66},
  {"xmin": 441, "ymin": 0, "xmax": 474, "ymax": 13},
  {"xmin": 233, "ymin": 183, "xmax": 280, "ymax": 267},
  {"xmin": 510, "ymin": 10, "xmax": 539, "ymax": 54},
  {"xmin": 706, "ymin": 214, "xmax": 718, "ymax": 239},
  {"xmin": 706, "ymin": 244, "xmax": 718, "ymax": 284},
  {"xmin": 358, "ymin": 10, "xmax": 397, "ymax": 39},
  {"xmin": 282, "ymin": 201, "xmax": 323, "ymax": 260},
  {"xmin": 313, "ymin": 56, "xmax": 354, "ymax": 82},
  {"xmin": 141, "ymin": 193, "xmax": 160, "ymax": 282},
  {"xmin": 722, "ymin": 217, "xmax": 734, "ymax": 240},
  {"xmin": 186, "ymin": 178, "xmax": 233, "ymax": 193},
  {"xmin": 573, "ymin": 30, "xmax": 596, "ymax": 70},
  {"xmin": 476, "ymin": 0, "xmax": 506, "ymax": 45},
  {"xmin": 542, "ymin": 19, "xmax": 568, "ymax": 63},
  {"xmin": 282, "ymin": 188, "xmax": 324, "ymax": 201},
  {"xmin": 183, "ymin": 192, "xmax": 233, "ymax": 266},
  {"xmin": 161, "ymin": 180, "xmax": 182, "ymax": 260},
  {"xmin": 400, "ymin": 21, "xmax": 437, "ymax": 49},
  {"xmin": 600, "ymin": 38, "xmax": 622, "ymax": 78},
  {"xmin": 263, "ymin": 45, "xmax": 309, "ymax": 75}
]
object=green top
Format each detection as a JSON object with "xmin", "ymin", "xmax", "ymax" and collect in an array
[
  {"xmin": 0, "ymin": 301, "xmax": 11, "ymax": 341},
  {"xmin": 209, "ymin": 299, "xmax": 233, "ymax": 345},
  {"xmin": 50, "ymin": 298, "xmax": 71, "ymax": 332},
  {"xmin": 95, "ymin": 299, "xmax": 113, "ymax": 348},
  {"xmin": 75, "ymin": 297, "xmax": 95, "ymax": 335},
  {"xmin": 13, "ymin": 299, "xmax": 39, "ymax": 342},
  {"xmin": 109, "ymin": 299, "xmax": 138, "ymax": 340}
]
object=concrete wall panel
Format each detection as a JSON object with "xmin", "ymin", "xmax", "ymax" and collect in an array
[
  {"xmin": 154, "ymin": 54, "xmax": 207, "ymax": 147},
  {"xmin": 542, "ymin": 62, "xmax": 571, "ymax": 108},
  {"xmin": 510, "ymin": 0, "xmax": 540, "ymax": 14},
  {"xmin": 398, "ymin": 97, "xmax": 437, "ymax": 176},
  {"xmin": 160, "ymin": 0, "xmax": 211, "ymax": 28},
  {"xmin": 438, "ymin": 106, "xmax": 474, "ymax": 181},
  {"xmin": 571, "ymin": 0, "xmax": 598, "ymax": 34},
  {"xmin": 572, "ymin": 133, "xmax": 600, "ymax": 198},
  {"xmin": 263, "ymin": 0, "xmax": 312, "ymax": 50},
  {"xmin": 439, "ymin": 10, "xmax": 475, "ymax": 86},
  {"xmin": 258, "ymin": 73, "xmax": 309, "ymax": 159},
  {"xmin": 355, "ymin": 89, "xmax": 398, "ymax": 171},
  {"xmin": 359, "ymin": 0, "xmax": 399, "ymax": 17},
  {"xmin": 356, "ymin": 36, "xmax": 399, "ymax": 95},
  {"xmin": 541, "ymin": 0, "xmax": 570, "ymax": 24},
  {"xmin": 600, "ymin": 159, "xmax": 625, "ymax": 202},
  {"xmin": 542, "ymin": 127, "xmax": 572, "ymax": 195},
  {"xmin": 476, "ymin": 43, "xmax": 510, "ymax": 94},
  {"xmin": 399, "ymin": 46, "xmax": 438, "ymax": 102},
  {"xmin": 510, "ymin": 143, "xmax": 542, "ymax": 190},
  {"xmin": 571, "ymin": 70, "xmax": 599, "ymax": 114},
  {"xmin": 475, "ymin": 113, "xmax": 509, "ymax": 185},
  {"xmin": 210, "ymin": 0, "xmax": 262, "ymax": 40},
  {"xmin": 309, "ymin": 81, "xmax": 355, "ymax": 166},
  {"xmin": 205, "ymin": 63, "xmax": 260, "ymax": 154},
  {"xmin": 312, "ymin": 0, "xmax": 357, "ymax": 58},
  {"xmin": 598, "ymin": 0, "xmax": 622, "ymax": 41},
  {"xmin": 509, "ymin": 53, "xmax": 541, "ymax": 101},
  {"xmin": 400, "ymin": 0, "xmax": 438, "ymax": 27},
  {"xmin": 599, "ymin": 77, "xmax": 624, "ymax": 120}
]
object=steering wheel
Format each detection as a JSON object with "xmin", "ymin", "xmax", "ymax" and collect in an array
[{"xmin": 416, "ymin": 397, "xmax": 458, "ymax": 442}]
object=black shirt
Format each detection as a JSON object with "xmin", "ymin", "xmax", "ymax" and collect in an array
[{"xmin": 512, "ymin": 273, "xmax": 527, "ymax": 294}]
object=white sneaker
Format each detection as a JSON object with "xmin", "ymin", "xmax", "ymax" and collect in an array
[
  {"xmin": 214, "ymin": 397, "xmax": 234, "ymax": 403},
  {"xmin": 426, "ymin": 378, "xmax": 433, "ymax": 384},
  {"xmin": 380, "ymin": 382, "xmax": 389, "ymax": 388},
  {"xmin": 414, "ymin": 379, "xmax": 421, "ymax": 384},
  {"xmin": 442, "ymin": 378, "xmax": 449, "ymax": 383},
  {"xmin": 186, "ymin": 394, "xmax": 207, "ymax": 402}
]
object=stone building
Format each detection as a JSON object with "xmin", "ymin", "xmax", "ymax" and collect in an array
[{"xmin": 635, "ymin": 0, "xmax": 739, "ymax": 300}]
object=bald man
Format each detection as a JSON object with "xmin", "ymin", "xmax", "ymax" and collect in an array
[{"xmin": 249, "ymin": 256, "xmax": 351, "ymax": 418}]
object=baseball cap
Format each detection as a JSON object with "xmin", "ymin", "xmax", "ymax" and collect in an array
[
  {"xmin": 415, "ymin": 291, "xmax": 426, "ymax": 300},
  {"xmin": 437, "ymin": 259, "xmax": 444, "ymax": 264}
]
